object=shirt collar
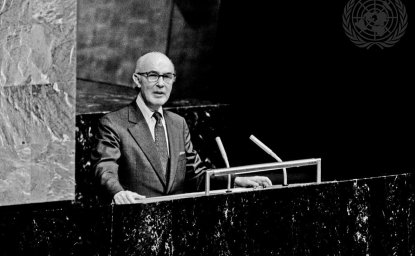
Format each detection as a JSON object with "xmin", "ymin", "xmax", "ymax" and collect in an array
[{"xmin": 136, "ymin": 93, "xmax": 164, "ymax": 120}]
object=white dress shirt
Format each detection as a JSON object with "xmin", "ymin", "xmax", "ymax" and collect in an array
[{"xmin": 136, "ymin": 93, "xmax": 170, "ymax": 155}]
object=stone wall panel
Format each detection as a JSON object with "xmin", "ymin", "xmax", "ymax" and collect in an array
[{"xmin": 0, "ymin": 0, "xmax": 76, "ymax": 205}]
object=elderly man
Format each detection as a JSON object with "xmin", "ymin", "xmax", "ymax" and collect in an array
[{"xmin": 91, "ymin": 52, "xmax": 272, "ymax": 204}]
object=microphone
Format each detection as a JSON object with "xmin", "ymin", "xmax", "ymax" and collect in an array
[
  {"xmin": 215, "ymin": 137, "xmax": 230, "ymax": 168},
  {"xmin": 215, "ymin": 136, "xmax": 232, "ymax": 192},
  {"xmin": 249, "ymin": 135, "xmax": 288, "ymax": 186}
]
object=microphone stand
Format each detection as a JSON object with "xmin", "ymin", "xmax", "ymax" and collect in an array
[{"xmin": 249, "ymin": 135, "xmax": 288, "ymax": 186}]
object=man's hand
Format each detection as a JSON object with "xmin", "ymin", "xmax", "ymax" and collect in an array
[
  {"xmin": 234, "ymin": 176, "xmax": 272, "ymax": 188},
  {"xmin": 113, "ymin": 190, "xmax": 146, "ymax": 204}
]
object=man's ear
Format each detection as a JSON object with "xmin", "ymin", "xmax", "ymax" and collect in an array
[{"xmin": 132, "ymin": 73, "xmax": 141, "ymax": 88}]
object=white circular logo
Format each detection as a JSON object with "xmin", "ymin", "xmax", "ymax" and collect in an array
[{"xmin": 343, "ymin": 0, "xmax": 408, "ymax": 49}]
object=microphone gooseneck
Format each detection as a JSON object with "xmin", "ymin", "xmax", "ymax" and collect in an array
[
  {"xmin": 215, "ymin": 137, "xmax": 230, "ymax": 168},
  {"xmin": 249, "ymin": 135, "xmax": 287, "ymax": 186},
  {"xmin": 215, "ymin": 136, "xmax": 232, "ymax": 191}
]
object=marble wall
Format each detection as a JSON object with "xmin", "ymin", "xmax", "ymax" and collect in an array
[{"xmin": 0, "ymin": 0, "xmax": 76, "ymax": 205}]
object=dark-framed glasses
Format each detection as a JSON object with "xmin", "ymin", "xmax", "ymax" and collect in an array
[{"xmin": 135, "ymin": 72, "xmax": 176, "ymax": 84}]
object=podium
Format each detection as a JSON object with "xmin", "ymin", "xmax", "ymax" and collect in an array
[
  {"xmin": 109, "ymin": 172, "xmax": 414, "ymax": 255},
  {"xmin": 0, "ymin": 172, "xmax": 413, "ymax": 255}
]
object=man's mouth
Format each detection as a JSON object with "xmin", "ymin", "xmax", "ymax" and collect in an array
[{"xmin": 153, "ymin": 91, "xmax": 165, "ymax": 96}]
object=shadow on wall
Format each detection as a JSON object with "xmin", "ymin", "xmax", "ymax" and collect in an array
[{"xmin": 174, "ymin": 0, "xmax": 221, "ymax": 29}]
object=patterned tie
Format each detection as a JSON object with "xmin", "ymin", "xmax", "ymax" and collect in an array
[{"xmin": 153, "ymin": 111, "xmax": 169, "ymax": 177}]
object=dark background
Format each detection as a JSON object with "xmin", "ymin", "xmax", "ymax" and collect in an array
[{"xmin": 211, "ymin": 0, "xmax": 414, "ymax": 181}]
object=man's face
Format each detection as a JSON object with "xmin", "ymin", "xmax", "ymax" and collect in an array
[{"xmin": 135, "ymin": 54, "xmax": 175, "ymax": 111}]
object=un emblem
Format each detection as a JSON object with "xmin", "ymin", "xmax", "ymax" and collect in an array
[{"xmin": 343, "ymin": 0, "xmax": 408, "ymax": 49}]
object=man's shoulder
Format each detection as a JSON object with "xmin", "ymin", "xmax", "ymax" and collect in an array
[
  {"xmin": 164, "ymin": 109, "xmax": 185, "ymax": 122},
  {"xmin": 100, "ymin": 103, "xmax": 132, "ymax": 123}
]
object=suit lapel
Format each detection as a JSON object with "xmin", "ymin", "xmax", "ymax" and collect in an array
[
  {"xmin": 165, "ymin": 111, "xmax": 180, "ymax": 193},
  {"xmin": 127, "ymin": 103, "xmax": 167, "ymax": 187}
]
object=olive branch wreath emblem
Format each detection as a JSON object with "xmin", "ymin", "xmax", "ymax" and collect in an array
[{"xmin": 343, "ymin": 0, "xmax": 408, "ymax": 49}]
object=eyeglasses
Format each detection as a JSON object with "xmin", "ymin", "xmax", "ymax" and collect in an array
[{"xmin": 135, "ymin": 72, "xmax": 176, "ymax": 84}]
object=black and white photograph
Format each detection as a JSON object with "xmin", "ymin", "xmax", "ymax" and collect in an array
[{"xmin": 0, "ymin": 0, "xmax": 414, "ymax": 255}]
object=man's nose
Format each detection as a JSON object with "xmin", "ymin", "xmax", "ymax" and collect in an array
[{"xmin": 156, "ymin": 76, "xmax": 166, "ymax": 86}]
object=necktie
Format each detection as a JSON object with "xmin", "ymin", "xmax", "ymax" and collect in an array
[{"xmin": 153, "ymin": 112, "xmax": 169, "ymax": 177}]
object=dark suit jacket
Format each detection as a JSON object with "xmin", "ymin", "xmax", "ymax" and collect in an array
[{"xmin": 91, "ymin": 100, "xmax": 215, "ymax": 199}]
